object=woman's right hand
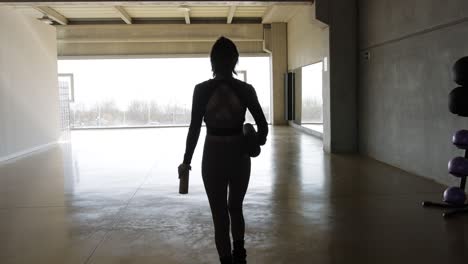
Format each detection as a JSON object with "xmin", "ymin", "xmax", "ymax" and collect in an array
[{"xmin": 178, "ymin": 163, "xmax": 191, "ymax": 179}]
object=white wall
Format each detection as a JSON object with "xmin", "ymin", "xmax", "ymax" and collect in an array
[
  {"xmin": 288, "ymin": 2, "xmax": 358, "ymax": 154},
  {"xmin": 287, "ymin": 5, "xmax": 327, "ymax": 71},
  {"xmin": 0, "ymin": 7, "xmax": 60, "ymax": 161},
  {"xmin": 287, "ymin": 5, "xmax": 328, "ymax": 127}
]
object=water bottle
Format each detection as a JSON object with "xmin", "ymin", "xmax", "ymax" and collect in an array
[{"xmin": 178, "ymin": 164, "xmax": 190, "ymax": 194}]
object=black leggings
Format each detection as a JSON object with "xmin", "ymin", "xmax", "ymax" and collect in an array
[{"xmin": 202, "ymin": 135, "xmax": 251, "ymax": 257}]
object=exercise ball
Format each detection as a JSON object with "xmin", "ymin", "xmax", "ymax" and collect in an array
[
  {"xmin": 453, "ymin": 130, "xmax": 468, "ymax": 149},
  {"xmin": 443, "ymin": 187, "xmax": 466, "ymax": 205},
  {"xmin": 453, "ymin": 56, "xmax": 468, "ymax": 86},
  {"xmin": 449, "ymin": 87, "xmax": 468, "ymax": 117},
  {"xmin": 448, "ymin": 157, "xmax": 468, "ymax": 177},
  {"xmin": 243, "ymin": 123, "xmax": 261, "ymax": 157}
]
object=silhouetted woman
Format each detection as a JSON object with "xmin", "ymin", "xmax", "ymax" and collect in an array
[{"xmin": 179, "ymin": 37, "xmax": 268, "ymax": 264}]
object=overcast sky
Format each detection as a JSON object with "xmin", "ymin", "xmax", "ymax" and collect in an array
[{"xmin": 302, "ymin": 61, "xmax": 323, "ymax": 103}]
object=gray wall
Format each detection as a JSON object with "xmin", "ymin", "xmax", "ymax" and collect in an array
[
  {"xmin": 359, "ymin": 0, "xmax": 468, "ymax": 185},
  {"xmin": 0, "ymin": 7, "xmax": 60, "ymax": 161},
  {"xmin": 269, "ymin": 23, "xmax": 289, "ymax": 125}
]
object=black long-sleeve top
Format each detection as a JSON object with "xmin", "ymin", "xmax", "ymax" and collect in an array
[{"xmin": 182, "ymin": 77, "xmax": 268, "ymax": 165}]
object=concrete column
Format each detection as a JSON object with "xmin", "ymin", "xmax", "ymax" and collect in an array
[
  {"xmin": 316, "ymin": 0, "xmax": 358, "ymax": 153},
  {"xmin": 322, "ymin": 27, "xmax": 332, "ymax": 152},
  {"xmin": 293, "ymin": 68, "xmax": 302, "ymax": 124},
  {"xmin": 270, "ymin": 22, "xmax": 288, "ymax": 125}
]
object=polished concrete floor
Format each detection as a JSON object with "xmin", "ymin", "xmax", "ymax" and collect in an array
[{"xmin": 0, "ymin": 127, "xmax": 467, "ymax": 264}]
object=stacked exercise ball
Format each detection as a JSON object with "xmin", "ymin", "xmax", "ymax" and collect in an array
[
  {"xmin": 422, "ymin": 57, "xmax": 468, "ymax": 217},
  {"xmin": 449, "ymin": 57, "xmax": 468, "ymax": 116},
  {"xmin": 444, "ymin": 57, "xmax": 468, "ymax": 205}
]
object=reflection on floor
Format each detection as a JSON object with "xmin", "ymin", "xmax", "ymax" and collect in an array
[
  {"xmin": 302, "ymin": 123, "xmax": 323, "ymax": 133},
  {"xmin": 0, "ymin": 127, "xmax": 466, "ymax": 264}
]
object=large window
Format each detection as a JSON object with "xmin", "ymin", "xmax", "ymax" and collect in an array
[
  {"xmin": 301, "ymin": 62, "xmax": 323, "ymax": 124},
  {"xmin": 58, "ymin": 57, "xmax": 270, "ymax": 128}
]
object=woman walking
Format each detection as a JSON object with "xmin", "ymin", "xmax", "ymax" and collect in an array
[{"xmin": 179, "ymin": 37, "xmax": 268, "ymax": 264}]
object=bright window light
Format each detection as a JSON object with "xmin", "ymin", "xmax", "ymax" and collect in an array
[
  {"xmin": 58, "ymin": 57, "xmax": 270, "ymax": 128},
  {"xmin": 301, "ymin": 62, "xmax": 323, "ymax": 124}
]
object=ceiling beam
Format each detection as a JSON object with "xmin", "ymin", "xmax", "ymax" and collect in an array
[
  {"xmin": 261, "ymin": 5, "xmax": 276, "ymax": 24},
  {"xmin": 227, "ymin": 5, "xmax": 236, "ymax": 24},
  {"xmin": 57, "ymin": 37, "xmax": 264, "ymax": 43},
  {"xmin": 183, "ymin": 8, "xmax": 190, "ymax": 24},
  {"xmin": 0, "ymin": 1, "xmax": 314, "ymax": 7},
  {"xmin": 35, "ymin": 6, "xmax": 68, "ymax": 25},
  {"xmin": 55, "ymin": 23, "xmax": 265, "ymax": 43},
  {"xmin": 284, "ymin": 6, "xmax": 301, "ymax": 22},
  {"xmin": 114, "ymin": 6, "xmax": 132, "ymax": 24}
]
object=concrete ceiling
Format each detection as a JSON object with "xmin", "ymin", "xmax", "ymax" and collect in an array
[{"xmin": 6, "ymin": 1, "xmax": 312, "ymax": 25}]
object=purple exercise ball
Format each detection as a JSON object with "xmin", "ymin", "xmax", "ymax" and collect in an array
[
  {"xmin": 443, "ymin": 187, "xmax": 466, "ymax": 205},
  {"xmin": 453, "ymin": 130, "xmax": 468, "ymax": 149},
  {"xmin": 448, "ymin": 157, "xmax": 468, "ymax": 177}
]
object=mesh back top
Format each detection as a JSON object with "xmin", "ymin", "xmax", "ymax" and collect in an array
[
  {"xmin": 183, "ymin": 77, "xmax": 268, "ymax": 164},
  {"xmin": 204, "ymin": 80, "xmax": 246, "ymax": 130}
]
